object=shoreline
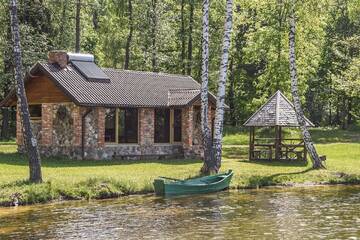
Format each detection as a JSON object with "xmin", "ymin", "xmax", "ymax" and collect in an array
[{"xmin": 2, "ymin": 179, "xmax": 360, "ymax": 208}]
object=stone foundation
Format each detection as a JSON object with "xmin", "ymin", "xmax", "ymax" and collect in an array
[{"xmin": 19, "ymin": 144, "xmax": 184, "ymax": 160}]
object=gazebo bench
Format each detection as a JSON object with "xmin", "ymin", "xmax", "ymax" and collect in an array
[{"xmin": 252, "ymin": 149, "xmax": 272, "ymax": 160}]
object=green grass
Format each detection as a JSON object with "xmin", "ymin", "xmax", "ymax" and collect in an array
[
  {"xmin": 223, "ymin": 123, "xmax": 360, "ymax": 145},
  {"xmin": 0, "ymin": 124, "xmax": 359, "ymax": 206}
]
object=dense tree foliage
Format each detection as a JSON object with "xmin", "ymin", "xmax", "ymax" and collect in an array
[{"xmin": 0, "ymin": 0, "xmax": 359, "ymax": 139}]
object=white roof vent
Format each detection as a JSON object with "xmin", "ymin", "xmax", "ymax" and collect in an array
[{"xmin": 67, "ymin": 53, "xmax": 94, "ymax": 62}]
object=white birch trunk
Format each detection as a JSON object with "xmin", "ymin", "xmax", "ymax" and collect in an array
[
  {"xmin": 200, "ymin": 0, "xmax": 214, "ymax": 174},
  {"xmin": 289, "ymin": 7, "xmax": 324, "ymax": 169},
  {"xmin": 213, "ymin": 0, "xmax": 234, "ymax": 172},
  {"xmin": 9, "ymin": 0, "xmax": 43, "ymax": 183}
]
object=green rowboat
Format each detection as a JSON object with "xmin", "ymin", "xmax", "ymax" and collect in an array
[{"xmin": 153, "ymin": 170, "xmax": 233, "ymax": 196}]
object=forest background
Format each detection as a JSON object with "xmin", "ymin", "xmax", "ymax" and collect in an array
[{"xmin": 0, "ymin": 0, "xmax": 359, "ymax": 139}]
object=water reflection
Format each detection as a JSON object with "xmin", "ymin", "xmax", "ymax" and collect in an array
[{"xmin": 0, "ymin": 186, "xmax": 359, "ymax": 239}]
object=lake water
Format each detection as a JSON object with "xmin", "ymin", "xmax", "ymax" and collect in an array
[{"xmin": 0, "ymin": 185, "xmax": 359, "ymax": 239}]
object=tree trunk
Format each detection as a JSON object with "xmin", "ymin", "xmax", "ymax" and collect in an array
[
  {"xmin": 335, "ymin": 95, "xmax": 340, "ymax": 126},
  {"xmin": 288, "ymin": 7, "xmax": 324, "ymax": 169},
  {"xmin": 200, "ymin": 0, "xmax": 214, "ymax": 175},
  {"xmin": 186, "ymin": 0, "xmax": 194, "ymax": 76},
  {"xmin": 75, "ymin": 0, "xmax": 81, "ymax": 53},
  {"xmin": 92, "ymin": 3, "xmax": 99, "ymax": 31},
  {"xmin": 341, "ymin": 96, "xmax": 347, "ymax": 130},
  {"xmin": 227, "ymin": 58, "xmax": 236, "ymax": 126},
  {"xmin": 9, "ymin": 0, "xmax": 42, "ymax": 183},
  {"xmin": 347, "ymin": 97, "xmax": 352, "ymax": 125},
  {"xmin": 275, "ymin": 0, "xmax": 288, "ymax": 90},
  {"xmin": 151, "ymin": 0, "xmax": 158, "ymax": 72},
  {"xmin": 212, "ymin": 0, "xmax": 234, "ymax": 172},
  {"xmin": 328, "ymin": 97, "xmax": 332, "ymax": 126},
  {"xmin": 180, "ymin": 0, "xmax": 186, "ymax": 75},
  {"xmin": 1, "ymin": 108, "xmax": 10, "ymax": 140},
  {"xmin": 124, "ymin": 0, "xmax": 133, "ymax": 70},
  {"xmin": 1, "ymin": 15, "xmax": 13, "ymax": 141},
  {"xmin": 59, "ymin": 0, "xmax": 68, "ymax": 49}
]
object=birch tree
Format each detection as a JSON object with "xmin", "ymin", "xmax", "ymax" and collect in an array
[
  {"xmin": 200, "ymin": 0, "xmax": 213, "ymax": 174},
  {"xmin": 212, "ymin": 0, "xmax": 234, "ymax": 172},
  {"xmin": 288, "ymin": 3, "xmax": 325, "ymax": 169},
  {"xmin": 9, "ymin": 0, "xmax": 43, "ymax": 183}
]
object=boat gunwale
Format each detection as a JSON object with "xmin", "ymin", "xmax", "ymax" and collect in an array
[{"xmin": 161, "ymin": 170, "xmax": 233, "ymax": 187}]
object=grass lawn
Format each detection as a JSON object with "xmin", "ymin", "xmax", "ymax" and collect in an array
[{"xmin": 0, "ymin": 124, "xmax": 359, "ymax": 206}]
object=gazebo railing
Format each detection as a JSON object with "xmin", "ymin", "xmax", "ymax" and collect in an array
[
  {"xmin": 280, "ymin": 139, "xmax": 306, "ymax": 161},
  {"xmin": 250, "ymin": 137, "xmax": 306, "ymax": 161}
]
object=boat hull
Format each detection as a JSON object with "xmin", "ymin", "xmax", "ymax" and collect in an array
[{"xmin": 153, "ymin": 170, "xmax": 233, "ymax": 196}]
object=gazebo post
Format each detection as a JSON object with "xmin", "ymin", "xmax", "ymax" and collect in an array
[
  {"xmin": 275, "ymin": 126, "xmax": 282, "ymax": 160},
  {"xmin": 279, "ymin": 126, "xmax": 282, "ymax": 159},
  {"xmin": 249, "ymin": 127, "xmax": 255, "ymax": 160},
  {"xmin": 303, "ymin": 139, "xmax": 307, "ymax": 161},
  {"xmin": 275, "ymin": 126, "xmax": 278, "ymax": 160}
]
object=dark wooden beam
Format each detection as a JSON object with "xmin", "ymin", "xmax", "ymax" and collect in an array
[{"xmin": 249, "ymin": 127, "xmax": 255, "ymax": 161}]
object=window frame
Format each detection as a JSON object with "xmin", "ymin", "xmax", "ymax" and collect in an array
[
  {"xmin": 154, "ymin": 108, "xmax": 171, "ymax": 144},
  {"xmin": 104, "ymin": 108, "xmax": 117, "ymax": 143},
  {"xmin": 29, "ymin": 104, "xmax": 42, "ymax": 122},
  {"xmin": 105, "ymin": 108, "xmax": 139, "ymax": 145},
  {"xmin": 117, "ymin": 108, "xmax": 139, "ymax": 144},
  {"xmin": 154, "ymin": 108, "xmax": 182, "ymax": 144},
  {"xmin": 172, "ymin": 109, "xmax": 182, "ymax": 143}
]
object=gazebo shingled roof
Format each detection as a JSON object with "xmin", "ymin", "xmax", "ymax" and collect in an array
[{"xmin": 244, "ymin": 90, "xmax": 314, "ymax": 127}]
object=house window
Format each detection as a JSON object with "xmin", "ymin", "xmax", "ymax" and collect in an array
[
  {"xmin": 105, "ymin": 108, "xmax": 138, "ymax": 144},
  {"xmin": 154, "ymin": 109, "xmax": 170, "ymax": 143},
  {"xmin": 118, "ymin": 108, "xmax": 138, "ymax": 143},
  {"xmin": 173, "ymin": 109, "xmax": 182, "ymax": 142},
  {"xmin": 29, "ymin": 105, "xmax": 42, "ymax": 120}
]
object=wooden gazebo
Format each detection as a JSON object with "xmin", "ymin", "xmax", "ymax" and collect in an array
[{"xmin": 244, "ymin": 90, "xmax": 314, "ymax": 161}]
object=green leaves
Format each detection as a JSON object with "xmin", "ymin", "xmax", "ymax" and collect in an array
[{"xmin": 0, "ymin": 0, "xmax": 358, "ymax": 128}]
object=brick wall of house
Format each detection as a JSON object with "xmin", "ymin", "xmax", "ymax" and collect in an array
[
  {"xmin": 97, "ymin": 107, "xmax": 105, "ymax": 147},
  {"xmin": 73, "ymin": 105, "xmax": 82, "ymax": 147},
  {"xmin": 188, "ymin": 103, "xmax": 216, "ymax": 158},
  {"xmin": 17, "ymin": 103, "xmax": 208, "ymax": 160},
  {"xmin": 182, "ymin": 106, "xmax": 194, "ymax": 157}
]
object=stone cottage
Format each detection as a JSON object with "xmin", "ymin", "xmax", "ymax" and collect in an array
[{"xmin": 0, "ymin": 51, "xmax": 218, "ymax": 160}]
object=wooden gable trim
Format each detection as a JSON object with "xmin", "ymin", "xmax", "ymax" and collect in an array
[
  {"xmin": 6, "ymin": 74, "xmax": 72, "ymax": 106},
  {"xmin": 1, "ymin": 63, "xmax": 76, "ymax": 107}
]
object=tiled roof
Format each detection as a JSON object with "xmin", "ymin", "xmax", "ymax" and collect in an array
[
  {"xmin": 168, "ymin": 89, "xmax": 200, "ymax": 106},
  {"xmin": 28, "ymin": 62, "xmax": 206, "ymax": 108},
  {"xmin": 244, "ymin": 90, "xmax": 314, "ymax": 127}
]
